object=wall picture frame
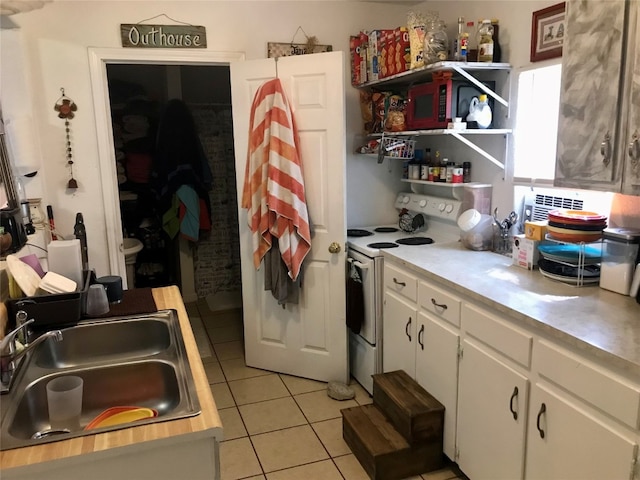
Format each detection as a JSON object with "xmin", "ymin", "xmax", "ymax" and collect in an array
[{"xmin": 530, "ymin": 2, "xmax": 566, "ymax": 62}]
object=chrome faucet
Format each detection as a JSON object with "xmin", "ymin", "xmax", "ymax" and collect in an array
[{"xmin": 0, "ymin": 317, "xmax": 63, "ymax": 394}]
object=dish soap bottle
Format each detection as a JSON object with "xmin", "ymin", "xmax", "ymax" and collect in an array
[{"xmin": 467, "ymin": 95, "xmax": 492, "ymax": 129}]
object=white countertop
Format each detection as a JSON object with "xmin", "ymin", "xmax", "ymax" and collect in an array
[{"xmin": 383, "ymin": 240, "xmax": 640, "ymax": 377}]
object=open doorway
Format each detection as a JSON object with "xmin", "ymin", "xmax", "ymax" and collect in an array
[{"xmin": 89, "ymin": 49, "xmax": 245, "ymax": 310}]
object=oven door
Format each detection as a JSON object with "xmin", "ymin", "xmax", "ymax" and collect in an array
[{"xmin": 347, "ymin": 249, "xmax": 381, "ymax": 345}]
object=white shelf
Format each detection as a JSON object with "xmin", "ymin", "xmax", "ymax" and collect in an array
[
  {"xmin": 355, "ymin": 62, "xmax": 512, "ymax": 170},
  {"xmin": 358, "ymin": 61, "xmax": 512, "ymax": 89},
  {"xmin": 401, "ymin": 179, "xmax": 470, "ymax": 187},
  {"xmin": 370, "ymin": 129, "xmax": 511, "ymax": 137}
]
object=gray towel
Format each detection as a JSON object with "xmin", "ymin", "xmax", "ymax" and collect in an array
[{"xmin": 264, "ymin": 238, "xmax": 302, "ymax": 306}]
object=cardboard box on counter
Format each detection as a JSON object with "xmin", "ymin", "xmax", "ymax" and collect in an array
[
  {"xmin": 512, "ymin": 234, "xmax": 540, "ymax": 270},
  {"xmin": 525, "ymin": 220, "xmax": 548, "ymax": 241}
]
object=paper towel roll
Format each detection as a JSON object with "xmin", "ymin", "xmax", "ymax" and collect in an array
[
  {"xmin": 5, "ymin": 116, "xmax": 41, "ymax": 174},
  {"xmin": 47, "ymin": 239, "xmax": 83, "ymax": 288}
]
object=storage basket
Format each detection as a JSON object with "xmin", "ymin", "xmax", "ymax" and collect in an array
[{"xmin": 380, "ymin": 136, "xmax": 415, "ymax": 159}]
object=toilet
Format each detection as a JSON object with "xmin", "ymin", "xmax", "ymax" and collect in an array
[{"xmin": 122, "ymin": 237, "xmax": 143, "ymax": 288}]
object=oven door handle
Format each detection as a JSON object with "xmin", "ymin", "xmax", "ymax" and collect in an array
[{"xmin": 347, "ymin": 258, "xmax": 369, "ymax": 270}]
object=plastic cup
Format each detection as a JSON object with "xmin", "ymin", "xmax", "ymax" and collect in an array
[
  {"xmin": 46, "ymin": 375, "xmax": 83, "ymax": 430},
  {"xmin": 86, "ymin": 284, "xmax": 110, "ymax": 316}
]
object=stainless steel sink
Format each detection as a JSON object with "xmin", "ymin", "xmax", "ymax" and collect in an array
[
  {"xmin": 0, "ymin": 310, "xmax": 200, "ymax": 450},
  {"xmin": 34, "ymin": 318, "xmax": 171, "ymax": 369}
]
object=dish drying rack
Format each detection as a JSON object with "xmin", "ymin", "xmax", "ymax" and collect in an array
[{"xmin": 541, "ymin": 234, "xmax": 603, "ymax": 287}]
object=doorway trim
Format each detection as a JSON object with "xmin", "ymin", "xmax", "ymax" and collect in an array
[{"xmin": 87, "ymin": 48, "xmax": 245, "ymax": 288}]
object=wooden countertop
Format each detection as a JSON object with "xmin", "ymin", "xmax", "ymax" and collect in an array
[{"xmin": 0, "ymin": 286, "xmax": 222, "ymax": 470}]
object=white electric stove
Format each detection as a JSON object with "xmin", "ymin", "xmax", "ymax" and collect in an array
[{"xmin": 346, "ymin": 192, "xmax": 463, "ymax": 394}]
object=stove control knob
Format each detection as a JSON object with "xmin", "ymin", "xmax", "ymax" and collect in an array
[
  {"xmin": 445, "ymin": 204, "xmax": 454, "ymax": 214},
  {"xmin": 402, "ymin": 196, "xmax": 410, "ymax": 204},
  {"xmin": 419, "ymin": 200, "xmax": 427, "ymax": 208},
  {"xmin": 438, "ymin": 202, "xmax": 446, "ymax": 212}
]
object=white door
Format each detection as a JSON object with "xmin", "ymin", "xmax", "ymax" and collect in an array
[{"xmin": 230, "ymin": 52, "xmax": 348, "ymax": 383}]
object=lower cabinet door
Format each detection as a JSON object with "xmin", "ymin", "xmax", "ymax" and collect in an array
[
  {"xmin": 382, "ymin": 291, "xmax": 416, "ymax": 376},
  {"xmin": 525, "ymin": 383, "xmax": 639, "ymax": 480},
  {"xmin": 457, "ymin": 339, "xmax": 529, "ymax": 480},
  {"xmin": 415, "ymin": 312, "xmax": 460, "ymax": 460}
]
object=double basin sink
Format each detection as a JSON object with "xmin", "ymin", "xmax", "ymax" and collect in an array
[{"xmin": 0, "ymin": 310, "xmax": 200, "ymax": 450}]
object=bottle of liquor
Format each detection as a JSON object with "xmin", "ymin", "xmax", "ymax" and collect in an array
[
  {"xmin": 491, "ymin": 19, "xmax": 502, "ymax": 62},
  {"xmin": 477, "ymin": 19, "xmax": 494, "ymax": 62},
  {"xmin": 466, "ymin": 21, "xmax": 476, "ymax": 61},
  {"xmin": 454, "ymin": 17, "xmax": 465, "ymax": 61}
]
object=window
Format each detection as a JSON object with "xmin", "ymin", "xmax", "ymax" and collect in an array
[{"xmin": 513, "ymin": 63, "xmax": 562, "ymax": 182}]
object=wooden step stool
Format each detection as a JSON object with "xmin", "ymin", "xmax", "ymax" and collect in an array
[{"xmin": 342, "ymin": 370, "xmax": 445, "ymax": 480}]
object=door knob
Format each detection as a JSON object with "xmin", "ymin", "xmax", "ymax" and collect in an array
[{"xmin": 328, "ymin": 242, "xmax": 341, "ymax": 254}]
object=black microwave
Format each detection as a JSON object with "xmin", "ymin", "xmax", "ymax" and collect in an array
[{"xmin": 406, "ymin": 79, "xmax": 496, "ymax": 129}]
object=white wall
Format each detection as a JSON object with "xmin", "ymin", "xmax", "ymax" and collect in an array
[{"xmin": 1, "ymin": 0, "xmax": 555, "ymax": 276}]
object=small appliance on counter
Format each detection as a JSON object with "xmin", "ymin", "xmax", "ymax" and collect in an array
[{"xmin": 599, "ymin": 228, "xmax": 640, "ymax": 296}]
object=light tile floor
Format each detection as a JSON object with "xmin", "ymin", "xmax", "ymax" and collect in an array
[{"xmin": 185, "ymin": 298, "xmax": 468, "ymax": 480}]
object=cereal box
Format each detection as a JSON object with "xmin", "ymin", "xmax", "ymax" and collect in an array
[
  {"xmin": 368, "ymin": 29, "xmax": 393, "ymax": 82},
  {"xmin": 385, "ymin": 29, "xmax": 396, "ymax": 77},
  {"xmin": 358, "ymin": 31, "xmax": 369, "ymax": 84},
  {"xmin": 350, "ymin": 35, "xmax": 362, "ymax": 86},
  {"xmin": 395, "ymin": 27, "xmax": 411, "ymax": 75}
]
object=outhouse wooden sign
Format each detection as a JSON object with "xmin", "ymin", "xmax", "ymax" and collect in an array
[{"xmin": 121, "ymin": 24, "xmax": 207, "ymax": 48}]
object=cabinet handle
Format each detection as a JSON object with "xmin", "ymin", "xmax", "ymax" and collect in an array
[
  {"xmin": 629, "ymin": 130, "xmax": 639, "ymax": 166},
  {"xmin": 418, "ymin": 324, "xmax": 424, "ymax": 350},
  {"xmin": 393, "ymin": 278, "xmax": 406, "ymax": 287},
  {"xmin": 509, "ymin": 386, "xmax": 519, "ymax": 420},
  {"xmin": 405, "ymin": 317, "xmax": 412, "ymax": 342},
  {"xmin": 431, "ymin": 298, "xmax": 448, "ymax": 311},
  {"xmin": 536, "ymin": 403, "xmax": 546, "ymax": 439},
  {"xmin": 601, "ymin": 131, "xmax": 612, "ymax": 166}
]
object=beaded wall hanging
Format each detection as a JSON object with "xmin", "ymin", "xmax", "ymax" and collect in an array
[{"xmin": 54, "ymin": 88, "xmax": 78, "ymax": 189}]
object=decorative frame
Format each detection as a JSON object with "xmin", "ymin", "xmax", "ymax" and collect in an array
[
  {"xmin": 267, "ymin": 42, "xmax": 332, "ymax": 59},
  {"xmin": 530, "ymin": 2, "xmax": 566, "ymax": 62}
]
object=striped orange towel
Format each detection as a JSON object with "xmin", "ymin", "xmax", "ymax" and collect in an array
[{"xmin": 242, "ymin": 78, "xmax": 311, "ymax": 281}]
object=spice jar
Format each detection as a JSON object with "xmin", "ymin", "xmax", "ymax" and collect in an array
[
  {"xmin": 424, "ymin": 20, "xmax": 449, "ymax": 64},
  {"xmin": 600, "ymin": 228, "xmax": 640, "ymax": 295}
]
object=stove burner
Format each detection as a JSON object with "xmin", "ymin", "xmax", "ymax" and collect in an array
[
  {"xmin": 374, "ymin": 227, "xmax": 399, "ymax": 233},
  {"xmin": 396, "ymin": 237, "xmax": 434, "ymax": 246},
  {"xmin": 347, "ymin": 229, "xmax": 373, "ymax": 237},
  {"xmin": 367, "ymin": 242, "xmax": 399, "ymax": 249}
]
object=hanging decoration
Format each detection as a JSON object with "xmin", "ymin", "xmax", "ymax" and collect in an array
[
  {"xmin": 54, "ymin": 88, "xmax": 79, "ymax": 189},
  {"xmin": 267, "ymin": 26, "xmax": 332, "ymax": 58}
]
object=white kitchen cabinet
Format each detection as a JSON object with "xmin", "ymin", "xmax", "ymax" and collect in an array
[
  {"xmin": 383, "ymin": 265, "xmax": 461, "ymax": 461},
  {"xmin": 525, "ymin": 383, "xmax": 638, "ymax": 480},
  {"xmin": 415, "ymin": 311, "xmax": 459, "ymax": 459},
  {"xmin": 555, "ymin": 0, "xmax": 640, "ymax": 195},
  {"xmin": 456, "ymin": 339, "xmax": 529, "ymax": 480},
  {"xmin": 382, "ymin": 290, "xmax": 417, "ymax": 376}
]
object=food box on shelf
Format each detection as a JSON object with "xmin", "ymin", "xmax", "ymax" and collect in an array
[
  {"xmin": 512, "ymin": 234, "xmax": 540, "ymax": 270},
  {"xmin": 524, "ymin": 220, "xmax": 548, "ymax": 241}
]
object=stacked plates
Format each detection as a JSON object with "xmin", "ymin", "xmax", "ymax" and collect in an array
[
  {"xmin": 547, "ymin": 210, "xmax": 608, "ymax": 243},
  {"xmin": 537, "ymin": 210, "xmax": 607, "ymax": 286}
]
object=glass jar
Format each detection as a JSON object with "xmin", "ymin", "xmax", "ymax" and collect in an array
[
  {"xmin": 477, "ymin": 19, "xmax": 494, "ymax": 62},
  {"xmin": 424, "ymin": 20, "xmax": 449, "ymax": 64}
]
